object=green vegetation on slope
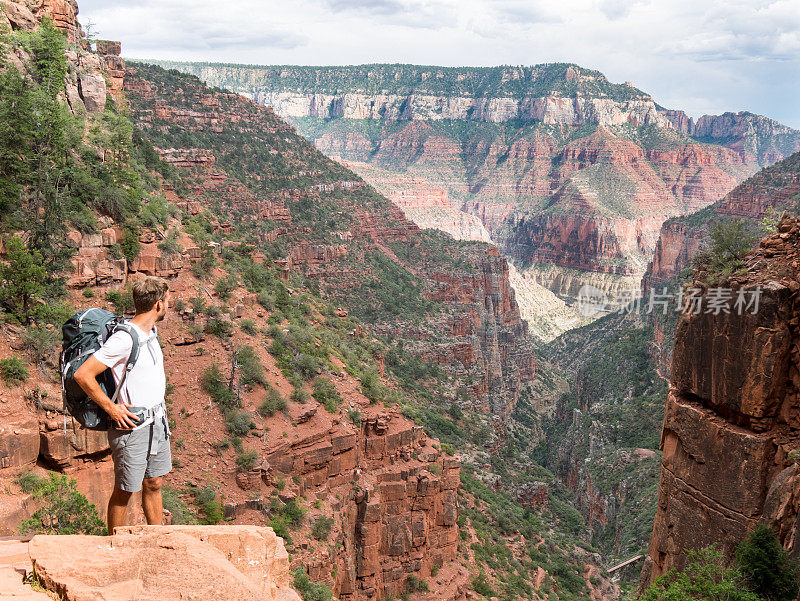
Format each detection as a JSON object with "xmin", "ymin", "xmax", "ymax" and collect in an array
[
  {"xmin": 517, "ymin": 313, "xmax": 667, "ymax": 575},
  {"xmin": 0, "ymin": 22, "xmax": 187, "ymax": 326},
  {"xmin": 643, "ymin": 524, "xmax": 800, "ymax": 601}
]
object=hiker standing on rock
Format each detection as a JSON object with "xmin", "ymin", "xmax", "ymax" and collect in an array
[{"xmin": 74, "ymin": 276, "xmax": 172, "ymax": 533}]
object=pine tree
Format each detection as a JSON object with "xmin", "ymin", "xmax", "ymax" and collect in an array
[
  {"xmin": 736, "ymin": 523, "xmax": 800, "ymax": 601},
  {"xmin": 0, "ymin": 236, "xmax": 48, "ymax": 324}
]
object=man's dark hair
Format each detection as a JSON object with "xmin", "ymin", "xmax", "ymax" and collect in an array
[{"xmin": 131, "ymin": 276, "xmax": 169, "ymax": 314}]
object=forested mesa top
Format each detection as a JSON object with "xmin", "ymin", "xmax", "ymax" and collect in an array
[{"xmin": 147, "ymin": 61, "xmax": 652, "ymax": 101}]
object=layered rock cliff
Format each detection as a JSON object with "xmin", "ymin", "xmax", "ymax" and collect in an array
[
  {"xmin": 644, "ymin": 150, "xmax": 800, "ymax": 290},
  {"xmin": 153, "ymin": 63, "xmax": 667, "ymax": 127},
  {"xmin": 641, "ymin": 213, "xmax": 800, "ymax": 585}
]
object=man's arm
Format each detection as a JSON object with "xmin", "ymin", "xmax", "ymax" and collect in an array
[{"xmin": 74, "ymin": 356, "xmax": 139, "ymax": 430}]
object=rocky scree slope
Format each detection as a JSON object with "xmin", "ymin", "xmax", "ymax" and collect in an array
[
  {"xmin": 641, "ymin": 213, "xmax": 800, "ymax": 586},
  {"xmin": 155, "ymin": 61, "xmax": 800, "ymax": 339}
]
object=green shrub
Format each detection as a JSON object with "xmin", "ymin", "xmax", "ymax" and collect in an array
[
  {"xmin": 201, "ymin": 363, "xmax": 234, "ymax": 407},
  {"xmin": 225, "ymin": 409, "xmax": 255, "ymax": 437},
  {"xmin": 0, "ymin": 356, "xmax": 29, "ymax": 385},
  {"xmin": 206, "ymin": 317, "xmax": 234, "ymax": 339},
  {"xmin": 190, "ymin": 485, "xmax": 223, "ymax": 525},
  {"xmin": 269, "ymin": 515, "xmax": 292, "ymax": 544},
  {"xmin": 692, "ymin": 219, "xmax": 758, "ymax": 282},
  {"xmin": 240, "ymin": 319, "xmax": 257, "ymax": 335},
  {"xmin": 736, "ymin": 523, "xmax": 799, "ymax": 601},
  {"xmin": 119, "ymin": 228, "xmax": 140, "ymax": 262},
  {"xmin": 291, "ymin": 386, "xmax": 310, "ymax": 404},
  {"xmin": 312, "ymin": 378, "xmax": 342, "ymax": 413},
  {"xmin": 106, "ymin": 288, "xmax": 133, "ymax": 314},
  {"xmin": 276, "ymin": 498, "xmax": 305, "ymax": 528},
  {"xmin": 347, "ymin": 408, "xmax": 362, "ymax": 427},
  {"xmin": 642, "ymin": 547, "xmax": 760, "ymax": 601},
  {"xmin": 15, "ymin": 472, "xmax": 42, "ymax": 494},
  {"xmin": 257, "ymin": 290, "xmax": 275, "ymax": 311},
  {"xmin": 406, "ymin": 575, "xmax": 429, "ymax": 593},
  {"xmin": 292, "ymin": 567, "xmax": 333, "ymax": 601},
  {"xmin": 471, "ymin": 571, "xmax": 496, "ymax": 598},
  {"xmin": 214, "ymin": 275, "xmax": 237, "ymax": 301},
  {"xmin": 237, "ymin": 345, "xmax": 266, "ymax": 387},
  {"xmin": 158, "ymin": 232, "xmax": 183, "ymax": 256},
  {"xmin": 235, "ymin": 449, "xmax": 259, "ymax": 472},
  {"xmin": 82, "ymin": 288, "xmax": 94, "ymax": 298},
  {"xmin": 259, "ymin": 387, "xmax": 287, "ymax": 416},
  {"xmin": 189, "ymin": 295, "xmax": 207, "ymax": 315},
  {"xmin": 22, "ymin": 326, "xmax": 59, "ymax": 365},
  {"xmin": 311, "ymin": 515, "xmax": 333, "ymax": 540},
  {"xmin": 192, "ymin": 261, "xmax": 207, "ymax": 280},
  {"xmin": 162, "ymin": 486, "xmax": 198, "ymax": 525},
  {"xmin": 360, "ymin": 369, "xmax": 386, "ymax": 404},
  {"xmin": 18, "ymin": 473, "xmax": 106, "ymax": 535}
]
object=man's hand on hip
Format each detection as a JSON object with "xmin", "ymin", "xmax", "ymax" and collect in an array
[{"xmin": 107, "ymin": 402, "xmax": 140, "ymax": 430}]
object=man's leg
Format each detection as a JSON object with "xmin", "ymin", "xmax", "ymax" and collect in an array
[
  {"xmin": 107, "ymin": 486, "xmax": 133, "ymax": 534},
  {"xmin": 141, "ymin": 477, "xmax": 163, "ymax": 525}
]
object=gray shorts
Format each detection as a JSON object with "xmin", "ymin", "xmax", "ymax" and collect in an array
[{"xmin": 108, "ymin": 414, "xmax": 172, "ymax": 493}]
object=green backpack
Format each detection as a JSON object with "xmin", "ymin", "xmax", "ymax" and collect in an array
[{"xmin": 60, "ymin": 308, "xmax": 140, "ymax": 430}]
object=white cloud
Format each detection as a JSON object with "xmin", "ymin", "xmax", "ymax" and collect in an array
[{"xmin": 77, "ymin": 0, "xmax": 800, "ymax": 128}]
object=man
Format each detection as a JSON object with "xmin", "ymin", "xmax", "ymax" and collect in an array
[{"xmin": 75, "ymin": 276, "xmax": 171, "ymax": 533}]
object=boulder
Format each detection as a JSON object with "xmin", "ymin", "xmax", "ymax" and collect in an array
[
  {"xmin": 0, "ymin": 418, "xmax": 39, "ymax": 470},
  {"xmin": 75, "ymin": 55, "xmax": 108, "ymax": 114},
  {"xmin": 1, "ymin": 0, "xmax": 37, "ymax": 31},
  {"xmin": 39, "ymin": 420, "xmax": 109, "ymax": 470},
  {"xmin": 29, "ymin": 525, "xmax": 301, "ymax": 601}
]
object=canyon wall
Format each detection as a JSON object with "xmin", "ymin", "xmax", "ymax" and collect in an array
[
  {"xmin": 641, "ymin": 214, "xmax": 800, "ymax": 585},
  {"xmin": 156, "ymin": 63, "xmax": 667, "ymax": 127},
  {"xmin": 157, "ymin": 61, "xmax": 800, "ymax": 338},
  {"xmin": 125, "ymin": 61, "xmax": 536, "ymax": 423}
]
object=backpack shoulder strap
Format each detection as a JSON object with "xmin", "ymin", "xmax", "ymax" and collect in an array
[
  {"xmin": 113, "ymin": 322, "xmax": 141, "ymax": 371},
  {"xmin": 108, "ymin": 323, "xmax": 140, "ymax": 405}
]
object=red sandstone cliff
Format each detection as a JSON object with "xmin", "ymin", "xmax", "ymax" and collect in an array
[
  {"xmin": 643, "ymin": 151, "xmax": 800, "ymax": 290},
  {"xmin": 641, "ymin": 213, "xmax": 800, "ymax": 586}
]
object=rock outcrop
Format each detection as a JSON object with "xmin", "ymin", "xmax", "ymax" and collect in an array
[
  {"xmin": 641, "ymin": 214, "xmax": 800, "ymax": 585},
  {"xmin": 267, "ymin": 413, "xmax": 460, "ymax": 599},
  {"xmin": 1, "ymin": 0, "xmax": 124, "ymax": 116},
  {"xmin": 29, "ymin": 525, "xmax": 300, "ymax": 601}
]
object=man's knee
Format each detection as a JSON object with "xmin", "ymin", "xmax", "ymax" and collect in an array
[
  {"xmin": 110, "ymin": 486, "xmax": 133, "ymax": 505},
  {"xmin": 142, "ymin": 477, "xmax": 162, "ymax": 493}
]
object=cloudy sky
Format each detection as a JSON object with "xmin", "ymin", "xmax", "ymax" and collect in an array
[{"xmin": 78, "ymin": 0, "xmax": 800, "ymax": 128}]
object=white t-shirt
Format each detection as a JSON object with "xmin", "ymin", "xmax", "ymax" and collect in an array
[{"xmin": 93, "ymin": 322, "xmax": 166, "ymax": 410}]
